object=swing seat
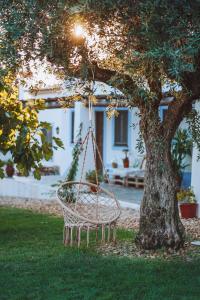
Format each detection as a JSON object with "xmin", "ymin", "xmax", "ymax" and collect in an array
[{"xmin": 57, "ymin": 181, "xmax": 121, "ymax": 246}]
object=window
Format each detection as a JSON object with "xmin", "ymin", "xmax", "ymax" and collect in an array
[
  {"xmin": 114, "ymin": 110, "xmax": 128, "ymax": 146},
  {"xmin": 71, "ymin": 111, "xmax": 75, "ymax": 143}
]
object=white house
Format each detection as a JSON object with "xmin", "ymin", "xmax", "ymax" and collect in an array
[
  {"xmin": 17, "ymin": 68, "xmax": 200, "ymax": 216},
  {"xmin": 19, "ymin": 79, "xmax": 142, "ymax": 176},
  {"xmin": 18, "ymin": 79, "xmax": 191, "ymax": 178}
]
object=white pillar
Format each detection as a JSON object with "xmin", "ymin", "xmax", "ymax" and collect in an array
[
  {"xmin": 74, "ymin": 101, "xmax": 95, "ymax": 181},
  {"xmin": 191, "ymin": 102, "xmax": 200, "ymax": 217}
]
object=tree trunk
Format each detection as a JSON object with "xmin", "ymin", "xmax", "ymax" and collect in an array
[{"xmin": 136, "ymin": 115, "xmax": 185, "ymax": 250}]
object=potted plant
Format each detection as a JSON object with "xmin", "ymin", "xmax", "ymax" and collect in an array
[
  {"xmin": 177, "ymin": 188, "xmax": 198, "ymax": 219},
  {"xmin": 85, "ymin": 170, "xmax": 103, "ymax": 192},
  {"xmin": 122, "ymin": 149, "xmax": 129, "ymax": 168},
  {"xmin": 111, "ymin": 159, "xmax": 118, "ymax": 168},
  {"xmin": 5, "ymin": 159, "xmax": 15, "ymax": 178}
]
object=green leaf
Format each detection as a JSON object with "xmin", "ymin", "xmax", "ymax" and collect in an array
[
  {"xmin": 0, "ymin": 168, "xmax": 4, "ymax": 179},
  {"xmin": 53, "ymin": 137, "xmax": 64, "ymax": 149},
  {"xmin": 33, "ymin": 169, "xmax": 41, "ymax": 180}
]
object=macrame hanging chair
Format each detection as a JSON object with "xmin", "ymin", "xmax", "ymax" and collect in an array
[{"xmin": 57, "ymin": 98, "xmax": 121, "ymax": 247}]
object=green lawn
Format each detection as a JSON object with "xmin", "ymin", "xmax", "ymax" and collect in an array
[{"xmin": 0, "ymin": 207, "xmax": 200, "ymax": 300}]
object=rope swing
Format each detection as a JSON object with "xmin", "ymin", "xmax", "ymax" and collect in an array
[{"xmin": 57, "ymin": 87, "xmax": 121, "ymax": 247}]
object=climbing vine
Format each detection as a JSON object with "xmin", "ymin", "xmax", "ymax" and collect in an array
[{"xmin": 66, "ymin": 123, "xmax": 83, "ymax": 182}]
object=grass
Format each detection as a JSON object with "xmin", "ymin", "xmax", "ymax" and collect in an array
[{"xmin": 0, "ymin": 207, "xmax": 200, "ymax": 300}]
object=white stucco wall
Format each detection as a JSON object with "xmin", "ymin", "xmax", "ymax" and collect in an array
[
  {"xmin": 0, "ymin": 152, "xmax": 11, "ymax": 162},
  {"xmin": 38, "ymin": 108, "xmax": 73, "ymax": 175},
  {"xmin": 74, "ymin": 101, "xmax": 95, "ymax": 180},
  {"xmin": 38, "ymin": 102, "xmax": 96, "ymax": 180}
]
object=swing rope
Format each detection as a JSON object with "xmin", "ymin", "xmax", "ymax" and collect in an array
[{"xmin": 77, "ymin": 88, "xmax": 114, "ymax": 195}]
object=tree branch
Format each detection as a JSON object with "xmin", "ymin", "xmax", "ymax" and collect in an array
[
  {"xmin": 163, "ymin": 94, "xmax": 199, "ymax": 140},
  {"xmin": 88, "ymin": 63, "xmax": 144, "ymax": 106}
]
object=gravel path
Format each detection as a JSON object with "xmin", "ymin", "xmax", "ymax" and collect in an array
[
  {"xmin": 0, "ymin": 196, "xmax": 140, "ymax": 227},
  {"xmin": 0, "ymin": 196, "xmax": 199, "ymax": 238}
]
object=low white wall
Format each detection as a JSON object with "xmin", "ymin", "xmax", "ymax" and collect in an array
[{"xmin": 0, "ymin": 177, "xmax": 55, "ymax": 200}]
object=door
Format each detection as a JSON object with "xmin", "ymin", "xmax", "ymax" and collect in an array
[{"xmin": 95, "ymin": 111, "xmax": 104, "ymax": 173}]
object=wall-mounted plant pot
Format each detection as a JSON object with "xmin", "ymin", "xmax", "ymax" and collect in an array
[
  {"xmin": 6, "ymin": 165, "xmax": 15, "ymax": 178},
  {"xmin": 180, "ymin": 203, "xmax": 198, "ymax": 219},
  {"xmin": 123, "ymin": 158, "xmax": 129, "ymax": 168},
  {"xmin": 112, "ymin": 162, "xmax": 118, "ymax": 168}
]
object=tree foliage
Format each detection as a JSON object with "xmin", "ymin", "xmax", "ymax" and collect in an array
[
  {"xmin": 1, "ymin": 1, "xmax": 200, "ymax": 100},
  {"xmin": 0, "ymin": 76, "xmax": 64, "ymax": 179},
  {"xmin": 2, "ymin": 1, "xmax": 200, "ymax": 128}
]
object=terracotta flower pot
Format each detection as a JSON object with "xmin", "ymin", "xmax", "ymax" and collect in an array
[
  {"xmin": 112, "ymin": 162, "xmax": 118, "ymax": 168},
  {"xmin": 180, "ymin": 203, "xmax": 198, "ymax": 219},
  {"xmin": 90, "ymin": 185, "xmax": 98, "ymax": 193},
  {"xmin": 6, "ymin": 165, "xmax": 15, "ymax": 177}
]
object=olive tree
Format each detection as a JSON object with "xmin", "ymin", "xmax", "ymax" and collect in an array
[{"xmin": 1, "ymin": 0, "xmax": 200, "ymax": 249}]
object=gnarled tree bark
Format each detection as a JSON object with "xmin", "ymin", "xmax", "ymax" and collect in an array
[{"xmin": 136, "ymin": 108, "xmax": 185, "ymax": 250}]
